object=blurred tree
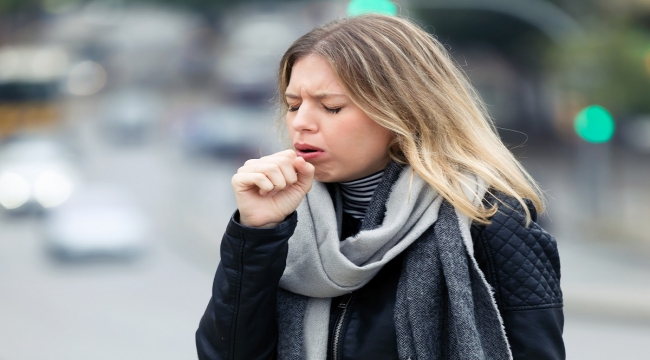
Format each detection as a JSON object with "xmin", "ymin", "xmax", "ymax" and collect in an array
[
  {"xmin": 128, "ymin": 0, "xmax": 305, "ymax": 11},
  {"xmin": 548, "ymin": 23, "xmax": 650, "ymax": 118},
  {"xmin": 0, "ymin": 0, "xmax": 303, "ymax": 14},
  {"xmin": 0, "ymin": 0, "xmax": 38, "ymax": 13},
  {"xmin": 132, "ymin": 0, "xmax": 239, "ymax": 10}
]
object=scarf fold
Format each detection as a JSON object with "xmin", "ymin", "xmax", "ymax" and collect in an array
[{"xmin": 277, "ymin": 162, "xmax": 512, "ymax": 359}]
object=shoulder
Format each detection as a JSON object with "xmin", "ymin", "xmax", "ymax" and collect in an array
[{"xmin": 471, "ymin": 192, "xmax": 563, "ymax": 311}]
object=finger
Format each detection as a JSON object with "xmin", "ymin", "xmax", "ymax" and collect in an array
[
  {"xmin": 260, "ymin": 156, "xmax": 297, "ymax": 196},
  {"xmin": 276, "ymin": 149, "xmax": 298, "ymax": 157},
  {"xmin": 238, "ymin": 161, "xmax": 261, "ymax": 175},
  {"xmin": 243, "ymin": 158, "xmax": 260, "ymax": 167},
  {"xmin": 232, "ymin": 173, "xmax": 274, "ymax": 195},
  {"xmin": 239, "ymin": 150, "xmax": 294, "ymax": 172},
  {"xmin": 241, "ymin": 151, "xmax": 298, "ymax": 186},
  {"xmin": 251, "ymin": 163, "xmax": 287, "ymax": 191},
  {"xmin": 257, "ymin": 149, "xmax": 295, "ymax": 163},
  {"xmin": 293, "ymin": 156, "xmax": 315, "ymax": 191},
  {"xmin": 269, "ymin": 152, "xmax": 298, "ymax": 186}
]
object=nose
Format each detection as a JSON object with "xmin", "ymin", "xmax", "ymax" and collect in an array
[{"xmin": 288, "ymin": 103, "xmax": 318, "ymax": 133}]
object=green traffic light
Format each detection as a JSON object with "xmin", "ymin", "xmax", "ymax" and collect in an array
[
  {"xmin": 347, "ymin": 0, "xmax": 397, "ymax": 16},
  {"xmin": 574, "ymin": 105, "xmax": 615, "ymax": 143}
]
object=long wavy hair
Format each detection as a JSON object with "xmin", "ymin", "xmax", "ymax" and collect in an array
[{"xmin": 276, "ymin": 14, "xmax": 543, "ymax": 224}]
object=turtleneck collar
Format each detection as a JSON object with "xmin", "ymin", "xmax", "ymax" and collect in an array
[{"xmin": 338, "ymin": 169, "xmax": 385, "ymax": 220}]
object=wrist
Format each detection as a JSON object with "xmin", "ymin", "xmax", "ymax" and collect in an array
[
  {"xmin": 250, "ymin": 222, "xmax": 280, "ymax": 229},
  {"xmin": 231, "ymin": 211, "xmax": 298, "ymax": 233},
  {"xmin": 240, "ymin": 218, "xmax": 280, "ymax": 229},
  {"xmin": 236, "ymin": 212, "xmax": 282, "ymax": 229}
]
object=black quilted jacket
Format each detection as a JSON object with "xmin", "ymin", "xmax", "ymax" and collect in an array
[
  {"xmin": 196, "ymin": 193, "xmax": 564, "ymax": 360},
  {"xmin": 471, "ymin": 193, "xmax": 564, "ymax": 360}
]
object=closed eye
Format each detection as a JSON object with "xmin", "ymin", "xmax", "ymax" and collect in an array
[{"xmin": 324, "ymin": 106, "xmax": 342, "ymax": 114}]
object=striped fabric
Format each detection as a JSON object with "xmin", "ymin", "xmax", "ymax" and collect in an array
[{"xmin": 339, "ymin": 170, "xmax": 385, "ymax": 220}]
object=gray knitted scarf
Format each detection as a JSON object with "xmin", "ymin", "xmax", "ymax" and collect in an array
[{"xmin": 276, "ymin": 162, "xmax": 512, "ymax": 359}]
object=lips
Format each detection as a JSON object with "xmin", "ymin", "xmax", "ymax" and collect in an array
[{"xmin": 294, "ymin": 143, "xmax": 324, "ymax": 160}]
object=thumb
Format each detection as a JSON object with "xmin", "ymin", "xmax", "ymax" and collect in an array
[{"xmin": 293, "ymin": 156, "xmax": 315, "ymax": 192}]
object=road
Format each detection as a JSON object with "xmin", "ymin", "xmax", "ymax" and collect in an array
[
  {"xmin": 1, "ymin": 94, "xmax": 649, "ymax": 359},
  {"xmin": 0, "ymin": 214, "xmax": 214, "ymax": 360},
  {"xmin": 0, "ymin": 95, "xmax": 238, "ymax": 359}
]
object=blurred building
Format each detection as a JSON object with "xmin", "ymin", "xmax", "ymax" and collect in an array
[{"xmin": 400, "ymin": 0, "xmax": 650, "ymax": 148}]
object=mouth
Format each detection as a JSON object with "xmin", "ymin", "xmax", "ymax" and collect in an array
[
  {"xmin": 294, "ymin": 143, "xmax": 324, "ymax": 159},
  {"xmin": 294, "ymin": 143, "xmax": 323, "ymax": 152}
]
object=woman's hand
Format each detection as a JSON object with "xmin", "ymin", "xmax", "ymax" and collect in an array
[{"xmin": 232, "ymin": 149, "xmax": 315, "ymax": 228}]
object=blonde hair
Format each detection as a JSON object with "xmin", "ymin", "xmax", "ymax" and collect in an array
[{"xmin": 277, "ymin": 14, "xmax": 543, "ymax": 225}]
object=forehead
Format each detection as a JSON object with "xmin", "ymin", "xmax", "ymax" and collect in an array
[{"xmin": 286, "ymin": 55, "xmax": 345, "ymax": 94}]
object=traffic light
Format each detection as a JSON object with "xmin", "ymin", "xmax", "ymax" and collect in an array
[
  {"xmin": 347, "ymin": 0, "xmax": 397, "ymax": 16},
  {"xmin": 574, "ymin": 105, "xmax": 615, "ymax": 143}
]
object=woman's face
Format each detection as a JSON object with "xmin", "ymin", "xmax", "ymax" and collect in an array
[{"xmin": 285, "ymin": 55, "xmax": 393, "ymax": 183}]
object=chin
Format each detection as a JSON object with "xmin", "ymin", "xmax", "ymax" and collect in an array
[
  {"xmin": 312, "ymin": 164, "xmax": 361, "ymax": 183},
  {"xmin": 313, "ymin": 173, "xmax": 331, "ymax": 183},
  {"xmin": 313, "ymin": 169, "xmax": 340, "ymax": 183}
]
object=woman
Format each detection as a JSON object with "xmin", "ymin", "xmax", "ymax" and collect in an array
[{"xmin": 197, "ymin": 14, "xmax": 564, "ymax": 360}]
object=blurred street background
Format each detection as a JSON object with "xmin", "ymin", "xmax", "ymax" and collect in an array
[{"xmin": 0, "ymin": 0, "xmax": 649, "ymax": 359}]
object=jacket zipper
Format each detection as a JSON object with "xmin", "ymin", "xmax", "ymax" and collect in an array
[{"xmin": 332, "ymin": 294, "xmax": 353, "ymax": 360}]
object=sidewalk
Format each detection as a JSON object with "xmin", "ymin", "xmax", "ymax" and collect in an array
[
  {"xmin": 521, "ymin": 143, "xmax": 650, "ymax": 323},
  {"xmin": 559, "ymin": 235, "xmax": 650, "ymax": 323}
]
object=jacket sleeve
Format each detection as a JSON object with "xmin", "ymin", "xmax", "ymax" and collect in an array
[
  {"xmin": 472, "ymin": 194, "xmax": 565, "ymax": 360},
  {"xmin": 196, "ymin": 211, "xmax": 298, "ymax": 360}
]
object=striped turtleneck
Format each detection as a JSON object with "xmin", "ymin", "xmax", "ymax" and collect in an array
[{"xmin": 339, "ymin": 170, "xmax": 385, "ymax": 220}]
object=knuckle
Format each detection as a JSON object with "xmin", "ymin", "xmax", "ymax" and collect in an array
[
  {"xmin": 253, "ymin": 163, "xmax": 269, "ymax": 173},
  {"xmin": 232, "ymin": 174, "xmax": 245, "ymax": 186},
  {"xmin": 281, "ymin": 149, "xmax": 296, "ymax": 158}
]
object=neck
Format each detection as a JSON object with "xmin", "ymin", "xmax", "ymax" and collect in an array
[{"xmin": 338, "ymin": 169, "xmax": 385, "ymax": 220}]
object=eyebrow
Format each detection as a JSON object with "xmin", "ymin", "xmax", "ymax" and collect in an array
[{"xmin": 284, "ymin": 92, "xmax": 348, "ymax": 100}]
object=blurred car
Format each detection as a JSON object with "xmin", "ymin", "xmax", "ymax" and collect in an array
[
  {"xmin": 213, "ymin": 8, "xmax": 311, "ymax": 104},
  {"xmin": 43, "ymin": 184, "xmax": 149, "ymax": 260},
  {"xmin": 100, "ymin": 88, "xmax": 164, "ymax": 144},
  {"xmin": 178, "ymin": 105, "xmax": 281, "ymax": 159},
  {"xmin": 0, "ymin": 136, "xmax": 80, "ymax": 214}
]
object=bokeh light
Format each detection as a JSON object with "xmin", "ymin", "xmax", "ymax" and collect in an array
[
  {"xmin": 347, "ymin": 0, "xmax": 397, "ymax": 16},
  {"xmin": 34, "ymin": 170, "xmax": 75, "ymax": 208},
  {"xmin": 0, "ymin": 172, "xmax": 31, "ymax": 209},
  {"xmin": 67, "ymin": 60, "xmax": 108, "ymax": 96},
  {"xmin": 574, "ymin": 105, "xmax": 615, "ymax": 143}
]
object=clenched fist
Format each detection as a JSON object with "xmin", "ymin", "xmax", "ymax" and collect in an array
[{"xmin": 231, "ymin": 149, "xmax": 315, "ymax": 228}]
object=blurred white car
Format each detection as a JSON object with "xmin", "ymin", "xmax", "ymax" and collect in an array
[
  {"xmin": 43, "ymin": 184, "xmax": 149, "ymax": 260},
  {"xmin": 178, "ymin": 105, "xmax": 281, "ymax": 159},
  {"xmin": 100, "ymin": 88, "xmax": 164, "ymax": 144},
  {"xmin": 0, "ymin": 137, "xmax": 80, "ymax": 213}
]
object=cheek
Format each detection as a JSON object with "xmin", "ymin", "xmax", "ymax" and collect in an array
[{"xmin": 347, "ymin": 118, "xmax": 392, "ymax": 149}]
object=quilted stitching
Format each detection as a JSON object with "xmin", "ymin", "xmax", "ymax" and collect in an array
[{"xmin": 478, "ymin": 194, "xmax": 563, "ymax": 311}]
